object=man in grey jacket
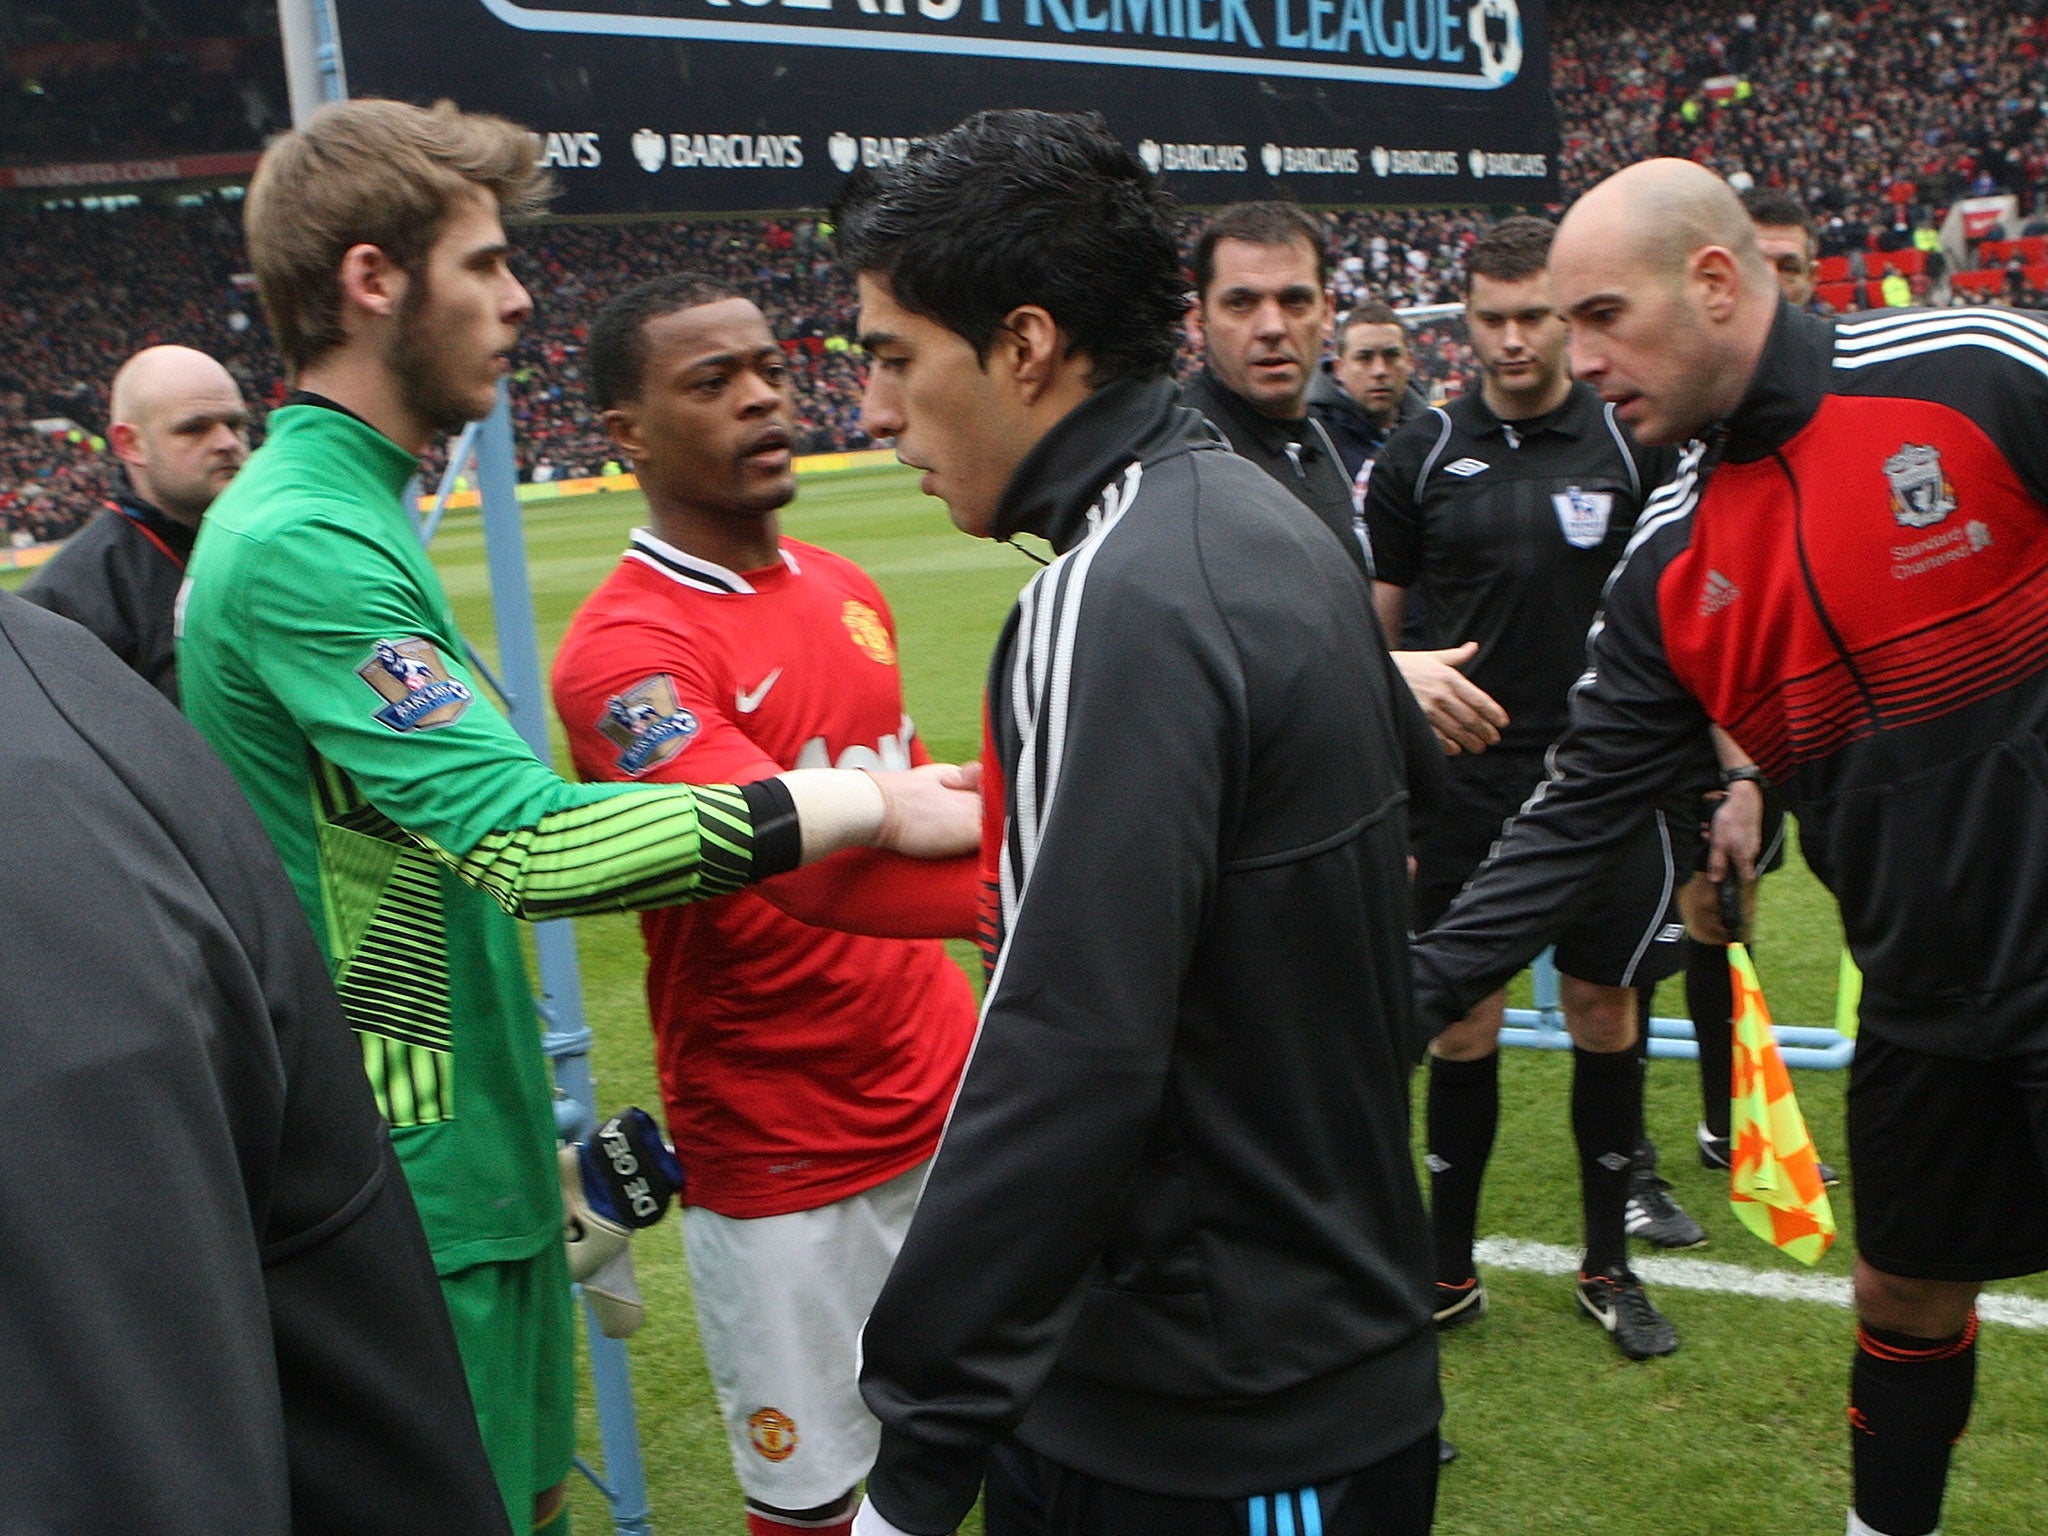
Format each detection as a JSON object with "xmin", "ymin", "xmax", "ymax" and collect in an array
[
  {"xmin": 0, "ymin": 589, "xmax": 510, "ymax": 1536},
  {"xmin": 1308, "ymin": 301, "xmax": 1430, "ymax": 495}
]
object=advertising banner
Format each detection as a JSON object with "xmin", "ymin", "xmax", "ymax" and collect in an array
[
  {"xmin": 0, "ymin": 152, "xmax": 260, "ymax": 190},
  {"xmin": 332, "ymin": 0, "xmax": 1553, "ymax": 212}
]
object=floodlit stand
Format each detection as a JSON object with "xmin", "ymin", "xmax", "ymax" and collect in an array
[{"xmin": 277, "ymin": 7, "xmax": 657, "ymax": 1519}]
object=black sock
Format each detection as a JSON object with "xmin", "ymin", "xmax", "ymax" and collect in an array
[
  {"xmin": 1572, "ymin": 1044, "xmax": 1642, "ymax": 1275},
  {"xmin": 1631, "ymin": 984, "xmax": 1656, "ymax": 1168},
  {"xmin": 1850, "ymin": 1315, "xmax": 1978, "ymax": 1536},
  {"xmin": 1687, "ymin": 942, "xmax": 1735, "ymax": 1140},
  {"xmin": 1426, "ymin": 1053, "xmax": 1499, "ymax": 1285}
]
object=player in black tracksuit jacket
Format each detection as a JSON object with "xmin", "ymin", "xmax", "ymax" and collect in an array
[
  {"xmin": 860, "ymin": 370, "xmax": 1440, "ymax": 1534},
  {"xmin": 845, "ymin": 112, "xmax": 1438, "ymax": 1536},
  {"xmin": 1182, "ymin": 364, "xmax": 1449, "ymax": 814},
  {"xmin": 1413, "ymin": 249, "xmax": 2048, "ymax": 1532}
]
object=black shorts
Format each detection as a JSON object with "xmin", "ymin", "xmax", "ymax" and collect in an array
[
  {"xmin": 1412, "ymin": 749, "xmax": 1685, "ymax": 989},
  {"xmin": 1848, "ymin": 1033, "xmax": 2048, "ymax": 1281},
  {"xmin": 983, "ymin": 1432, "xmax": 1439, "ymax": 1536}
]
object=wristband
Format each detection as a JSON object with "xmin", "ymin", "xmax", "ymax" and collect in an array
[{"xmin": 1719, "ymin": 765, "xmax": 1767, "ymax": 790}]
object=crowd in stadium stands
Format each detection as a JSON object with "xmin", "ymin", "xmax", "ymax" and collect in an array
[
  {"xmin": 1554, "ymin": 0, "xmax": 2048, "ymax": 248},
  {"xmin": 10, "ymin": 0, "xmax": 2048, "ymax": 545}
]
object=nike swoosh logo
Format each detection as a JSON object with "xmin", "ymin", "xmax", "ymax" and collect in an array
[{"xmin": 736, "ymin": 668, "xmax": 782, "ymax": 714}]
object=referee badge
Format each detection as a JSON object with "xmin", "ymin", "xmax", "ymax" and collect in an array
[
  {"xmin": 357, "ymin": 638, "xmax": 473, "ymax": 732},
  {"xmin": 596, "ymin": 674, "xmax": 700, "ymax": 776},
  {"xmin": 1553, "ymin": 486, "xmax": 1614, "ymax": 549}
]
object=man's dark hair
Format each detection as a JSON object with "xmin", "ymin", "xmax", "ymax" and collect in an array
[
  {"xmin": 1741, "ymin": 186, "xmax": 1814, "ymax": 238},
  {"xmin": 587, "ymin": 272, "xmax": 745, "ymax": 410},
  {"xmin": 833, "ymin": 109, "xmax": 1185, "ymax": 387},
  {"xmin": 1192, "ymin": 201, "xmax": 1329, "ymax": 299},
  {"xmin": 1466, "ymin": 215, "xmax": 1556, "ymax": 289},
  {"xmin": 1335, "ymin": 300, "xmax": 1407, "ymax": 353}
]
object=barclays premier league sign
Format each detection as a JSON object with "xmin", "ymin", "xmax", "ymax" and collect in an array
[{"xmin": 332, "ymin": 0, "xmax": 1554, "ymax": 213}]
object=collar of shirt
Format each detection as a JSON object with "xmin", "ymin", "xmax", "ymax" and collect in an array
[
  {"xmin": 1718, "ymin": 301, "xmax": 1836, "ymax": 464},
  {"xmin": 113, "ymin": 487, "xmax": 198, "ymax": 564},
  {"xmin": 1463, "ymin": 384, "xmax": 1592, "ymax": 446},
  {"xmin": 994, "ymin": 376, "xmax": 1216, "ymax": 553},
  {"xmin": 283, "ymin": 388, "xmax": 381, "ymax": 434},
  {"xmin": 1187, "ymin": 367, "xmax": 1321, "ymax": 458}
]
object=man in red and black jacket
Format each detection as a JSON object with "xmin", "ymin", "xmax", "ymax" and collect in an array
[
  {"xmin": 1413, "ymin": 157, "xmax": 2048, "ymax": 1536},
  {"xmin": 20, "ymin": 345, "xmax": 248, "ymax": 701}
]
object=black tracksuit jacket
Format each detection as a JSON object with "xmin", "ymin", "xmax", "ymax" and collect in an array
[
  {"xmin": 19, "ymin": 490, "xmax": 193, "ymax": 701},
  {"xmin": 859, "ymin": 378, "xmax": 1440, "ymax": 1534},
  {"xmin": 1183, "ymin": 367, "xmax": 1363, "ymax": 575},
  {"xmin": 1415, "ymin": 303, "xmax": 2048, "ymax": 1060},
  {"xmin": 1184, "ymin": 366, "xmax": 1447, "ymax": 812}
]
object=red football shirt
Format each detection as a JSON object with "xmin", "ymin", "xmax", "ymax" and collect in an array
[{"xmin": 553, "ymin": 529, "xmax": 979, "ymax": 1218}]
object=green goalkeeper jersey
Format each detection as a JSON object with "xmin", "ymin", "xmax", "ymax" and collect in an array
[{"xmin": 180, "ymin": 401, "xmax": 766, "ymax": 1273}]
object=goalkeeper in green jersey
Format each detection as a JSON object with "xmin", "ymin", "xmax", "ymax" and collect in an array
[{"xmin": 178, "ymin": 98, "xmax": 978, "ymax": 1536}]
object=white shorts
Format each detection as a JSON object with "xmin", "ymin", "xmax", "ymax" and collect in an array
[{"xmin": 682, "ymin": 1161, "xmax": 928, "ymax": 1511}]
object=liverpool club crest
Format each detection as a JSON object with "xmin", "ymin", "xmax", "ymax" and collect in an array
[{"xmin": 1884, "ymin": 444, "xmax": 1957, "ymax": 529}]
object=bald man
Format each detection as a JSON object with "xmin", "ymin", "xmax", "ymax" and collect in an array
[
  {"xmin": 22, "ymin": 345, "xmax": 249, "ymax": 700},
  {"xmin": 1412, "ymin": 157, "xmax": 2048, "ymax": 1536}
]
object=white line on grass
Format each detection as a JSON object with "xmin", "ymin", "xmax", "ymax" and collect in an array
[{"xmin": 1474, "ymin": 1237, "xmax": 2048, "ymax": 1331}]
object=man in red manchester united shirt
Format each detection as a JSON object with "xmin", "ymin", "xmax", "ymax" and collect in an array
[{"xmin": 552, "ymin": 274, "xmax": 979, "ymax": 1536}]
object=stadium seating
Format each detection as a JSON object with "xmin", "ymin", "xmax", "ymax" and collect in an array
[
  {"xmin": 8, "ymin": 0, "xmax": 2048, "ymax": 546},
  {"xmin": 1951, "ymin": 269, "xmax": 2010, "ymax": 299},
  {"xmin": 1979, "ymin": 237, "xmax": 2048, "ymax": 267},
  {"xmin": 1813, "ymin": 281, "xmax": 1862, "ymax": 314}
]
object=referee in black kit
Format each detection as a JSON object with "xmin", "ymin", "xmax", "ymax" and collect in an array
[{"xmin": 1365, "ymin": 216, "xmax": 1699, "ymax": 1360}]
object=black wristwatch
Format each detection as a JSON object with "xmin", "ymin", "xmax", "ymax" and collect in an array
[{"xmin": 1720, "ymin": 765, "xmax": 1768, "ymax": 790}]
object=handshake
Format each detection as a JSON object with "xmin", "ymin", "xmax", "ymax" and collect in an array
[{"xmin": 560, "ymin": 1107, "xmax": 685, "ymax": 1337}]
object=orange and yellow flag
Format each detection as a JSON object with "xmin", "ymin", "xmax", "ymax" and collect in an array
[{"xmin": 1728, "ymin": 943, "xmax": 1837, "ymax": 1265}]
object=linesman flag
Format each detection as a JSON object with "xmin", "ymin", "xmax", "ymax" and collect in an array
[{"xmin": 1728, "ymin": 944, "xmax": 1837, "ymax": 1264}]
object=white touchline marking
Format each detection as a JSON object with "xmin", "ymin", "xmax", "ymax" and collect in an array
[{"xmin": 1474, "ymin": 1237, "xmax": 2048, "ymax": 1332}]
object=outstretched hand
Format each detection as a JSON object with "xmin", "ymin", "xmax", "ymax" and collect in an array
[
  {"xmin": 868, "ymin": 763, "xmax": 983, "ymax": 858},
  {"xmin": 1392, "ymin": 642, "xmax": 1509, "ymax": 756}
]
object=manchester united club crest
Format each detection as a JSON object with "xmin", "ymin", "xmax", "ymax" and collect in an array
[
  {"xmin": 841, "ymin": 599, "xmax": 896, "ymax": 665},
  {"xmin": 1884, "ymin": 444, "xmax": 1958, "ymax": 529},
  {"xmin": 357, "ymin": 637, "xmax": 473, "ymax": 732},
  {"xmin": 747, "ymin": 1407, "xmax": 798, "ymax": 1463},
  {"xmin": 1552, "ymin": 486, "xmax": 1614, "ymax": 549},
  {"xmin": 595, "ymin": 674, "xmax": 700, "ymax": 776}
]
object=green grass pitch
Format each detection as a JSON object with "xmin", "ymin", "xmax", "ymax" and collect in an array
[{"xmin": 22, "ymin": 467, "xmax": 2048, "ymax": 1531}]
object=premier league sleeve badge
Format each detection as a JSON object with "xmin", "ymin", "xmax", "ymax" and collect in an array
[
  {"xmin": 357, "ymin": 637, "xmax": 475, "ymax": 731},
  {"xmin": 596, "ymin": 674, "xmax": 701, "ymax": 776}
]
